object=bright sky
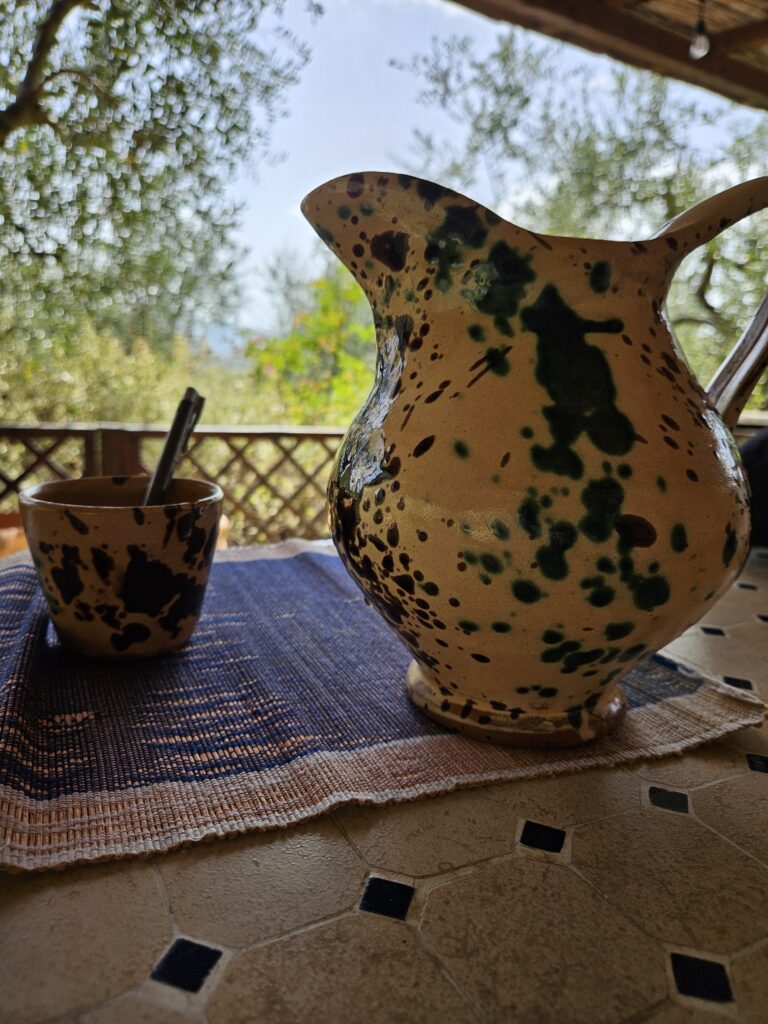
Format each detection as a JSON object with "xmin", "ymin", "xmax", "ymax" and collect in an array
[
  {"xmin": 231, "ymin": 0, "xmax": 524, "ymax": 331},
  {"xmin": 229, "ymin": 0, "xmax": 726, "ymax": 334}
]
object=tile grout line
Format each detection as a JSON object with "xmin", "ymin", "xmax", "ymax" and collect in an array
[
  {"xmin": 45, "ymin": 988, "xmax": 145, "ymax": 1024},
  {"xmin": 678, "ymin": 768, "xmax": 752, "ymax": 792},
  {"xmin": 537, "ymin": 801, "xmax": 646, "ymax": 830},
  {"xmin": 566, "ymin": 830, "xmax": 762, "ymax": 1022},
  {"xmin": 329, "ymin": 811, "xmax": 375, "ymax": 871},
  {"xmin": 333, "ymin": 808, "xmax": 642, "ymax": 889},
  {"xmin": 236, "ymin": 909, "xmax": 355, "ymax": 956},
  {"xmin": 690, "ymin": 810, "xmax": 768, "ymax": 872},
  {"xmin": 730, "ymin": 930, "xmax": 768, "ymax": 963},
  {"xmin": 143, "ymin": 863, "xmax": 234, "ymax": 1020},
  {"xmin": 724, "ymin": 732, "xmax": 768, "ymax": 756},
  {"xmin": 564, "ymin": 857, "xmax": 677, "ymax": 970},
  {"xmin": 410, "ymin": 845, "xmax": 526, "ymax": 894},
  {"xmin": 329, "ymin": 811, "xmax": 382, "ymax": 876},
  {"xmin": 151, "ymin": 862, "xmax": 181, "ymax": 937},
  {"xmin": 411, "ymin": 911, "xmax": 491, "ymax": 1024},
  {"xmin": 332, "ymin": 804, "xmax": 521, "ymax": 886},
  {"xmin": 618, "ymin": 997, "xmax": 677, "ymax": 1024}
]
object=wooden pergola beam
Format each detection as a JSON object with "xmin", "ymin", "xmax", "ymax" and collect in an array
[
  {"xmin": 455, "ymin": 0, "xmax": 768, "ymax": 110},
  {"xmin": 714, "ymin": 18, "xmax": 768, "ymax": 53}
]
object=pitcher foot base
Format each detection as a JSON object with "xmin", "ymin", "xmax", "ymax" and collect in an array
[{"xmin": 406, "ymin": 661, "xmax": 627, "ymax": 749}]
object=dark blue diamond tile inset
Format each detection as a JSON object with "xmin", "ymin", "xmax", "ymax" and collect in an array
[
  {"xmin": 723, "ymin": 675, "xmax": 754, "ymax": 690},
  {"xmin": 670, "ymin": 952, "xmax": 733, "ymax": 1003},
  {"xmin": 520, "ymin": 820, "xmax": 566, "ymax": 854},
  {"xmin": 700, "ymin": 626, "xmax": 726, "ymax": 636},
  {"xmin": 151, "ymin": 938, "xmax": 222, "ymax": 993},
  {"xmin": 360, "ymin": 876, "xmax": 414, "ymax": 920},
  {"xmin": 747, "ymin": 753, "xmax": 768, "ymax": 774},
  {"xmin": 648, "ymin": 786, "xmax": 689, "ymax": 814},
  {"xmin": 757, "ymin": 614, "xmax": 768, "ymax": 623},
  {"xmin": 737, "ymin": 582, "xmax": 758, "ymax": 590}
]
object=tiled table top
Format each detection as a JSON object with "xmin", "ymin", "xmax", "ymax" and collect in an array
[{"xmin": 2, "ymin": 553, "xmax": 768, "ymax": 1024}]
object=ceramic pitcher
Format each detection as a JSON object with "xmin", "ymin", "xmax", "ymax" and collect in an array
[{"xmin": 302, "ymin": 172, "xmax": 768, "ymax": 747}]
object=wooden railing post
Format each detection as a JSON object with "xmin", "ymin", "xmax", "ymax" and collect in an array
[
  {"xmin": 83, "ymin": 431, "xmax": 100, "ymax": 477},
  {"xmin": 100, "ymin": 428, "xmax": 143, "ymax": 476}
]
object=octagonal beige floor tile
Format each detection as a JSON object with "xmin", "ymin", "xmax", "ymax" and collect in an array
[
  {"xmin": 157, "ymin": 818, "xmax": 367, "ymax": 948},
  {"xmin": 731, "ymin": 940, "xmax": 768, "ymax": 1024},
  {"xmin": 696, "ymin": 582, "xmax": 766, "ymax": 628},
  {"xmin": 629, "ymin": 742, "xmax": 749, "ymax": 790},
  {"xmin": 0, "ymin": 861, "xmax": 171, "ymax": 1024},
  {"xmin": 487, "ymin": 768, "xmax": 641, "ymax": 827},
  {"xmin": 420, "ymin": 856, "xmax": 666, "ymax": 1023},
  {"xmin": 693, "ymin": 773, "xmax": 768, "ymax": 866},
  {"xmin": 336, "ymin": 787, "xmax": 517, "ymax": 877},
  {"xmin": 573, "ymin": 810, "xmax": 768, "ymax": 952},
  {"xmin": 73, "ymin": 993, "xmax": 194, "ymax": 1023},
  {"xmin": 736, "ymin": 550, "xmax": 768, "ymax": 583},
  {"xmin": 726, "ymin": 725, "xmax": 768, "ymax": 757},
  {"xmin": 207, "ymin": 913, "xmax": 478, "ymax": 1024},
  {"xmin": 662, "ymin": 625, "xmax": 768, "ymax": 700},
  {"xmin": 726, "ymin": 619, "xmax": 768, "ymax": 657},
  {"xmin": 639, "ymin": 1002, "xmax": 715, "ymax": 1023}
]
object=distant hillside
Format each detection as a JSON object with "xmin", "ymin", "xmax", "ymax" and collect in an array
[{"xmin": 204, "ymin": 323, "xmax": 256, "ymax": 367}]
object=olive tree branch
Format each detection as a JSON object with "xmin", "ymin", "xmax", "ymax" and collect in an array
[
  {"xmin": 671, "ymin": 315, "xmax": 715, "ymax": 327},
  {"xmin": 0, "ymin": 0, "xmax": 92, "ymax": 148},
  {"xmin": 41, "ymin": 66, "xmax": 113, "ymax": 98},
  {"xmin": 692, "ymin": 250, "xmax": 738, "ymax": 335}
]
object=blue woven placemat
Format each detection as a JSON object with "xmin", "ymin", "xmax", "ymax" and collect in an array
[{"xmin": 0, "ymin": 542, "xmax": 763, "ymax": 871}]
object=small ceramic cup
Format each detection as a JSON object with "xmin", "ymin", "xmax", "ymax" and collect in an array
[{"xmin": 19, "ymin": 475, "xmax": 223, "ymax": 659}]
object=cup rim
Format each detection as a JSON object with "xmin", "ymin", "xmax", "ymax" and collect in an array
[{"xmin": 19, "ymin": 475, "xmax": 224, "ymax": 512}]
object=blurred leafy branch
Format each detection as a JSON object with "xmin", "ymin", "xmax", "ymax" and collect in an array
[
  {"xmin": 2, "ymin": 14, "xmax": 767, "ymax": 434},
  {"xmin": 0, "ymin": 252, "xmax": 375, "ymax": 428},
  {"xmin": 394, "ymin": 29, "xmax": 768, "ymax": 403},
  {"xmin": 0, "ymin": 0, "xmax": 322, "ymax": 350},
  {"xmin": 0, "ymin": 324, "xmax": 257, "ymax": 425}
]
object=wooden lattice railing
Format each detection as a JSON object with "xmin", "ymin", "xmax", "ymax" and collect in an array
[
  {"xmin": 0, "ymin": 423, "xmax": 344, "ymax": 544},
  {"xmin": 3, "ymin": 413, "xmax": 768, "ymax": 545}
]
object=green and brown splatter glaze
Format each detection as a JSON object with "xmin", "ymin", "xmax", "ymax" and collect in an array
[
  {"xmin": 302, "ymin": 171, "xmax": 768, "ymax": 747},
  {"xmin": 20, "ymin": 476, "xmax": 222, "ymax": 659}
]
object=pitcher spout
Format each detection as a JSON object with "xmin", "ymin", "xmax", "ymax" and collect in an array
[
  {"xmin": 301, "ymin": 172, "xmax": 426, "ymax": 301},
  {"xmin": 301, "ymin": 171, "xmax": 524, "ymax": 317}
]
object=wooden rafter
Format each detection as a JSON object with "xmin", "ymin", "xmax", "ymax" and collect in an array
[
  {"xmin": 714, "ymin": 18, "xmax": 768, "ymax": 53},
  {"xmin": 455, "ymin": 0, "xmax": 768, "ymax": 110}
]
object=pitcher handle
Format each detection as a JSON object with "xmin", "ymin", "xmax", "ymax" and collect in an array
[
  {"xmin": 652, "ymin": 176, "xmax": 768, "ymax": 430},
  {"xmin": 705, "ymin": 292, "xmax": 768, "ymax": 431}
]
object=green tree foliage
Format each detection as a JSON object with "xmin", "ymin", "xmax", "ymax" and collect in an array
[
  {"xmin": 393, "ymin": 32, "xmax": 550, "ymax": 208},
  {"xmin": 0, "ymin": 254, "xmax": 375, "ymax": 430},
  {"xmin": 0, "ymin": 0, "xmax": 321, "ymax": 352},
  {"xmin": 398, "ymin": 30, "xmax": 768, "ymax": 404},
  {"xmin": 0, "ymin": 323, "xmax": 255, "ymax": 425},
  {"xmin": 247, "ymin": 257, "xmax": 375, "ymax": 425}
]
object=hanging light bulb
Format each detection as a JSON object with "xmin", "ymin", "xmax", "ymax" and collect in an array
[{"xmin": 689, "ymin": 1, "xmax": 710, "ymax": 59}]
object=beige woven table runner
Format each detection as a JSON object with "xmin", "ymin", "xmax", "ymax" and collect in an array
[{"xmin": 0, "ymin": 540, "xmax": 764, "ymax": 871}]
